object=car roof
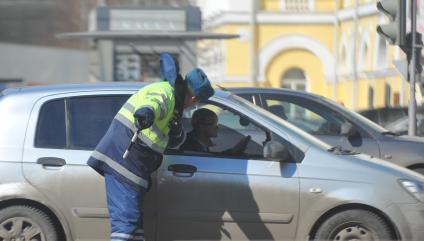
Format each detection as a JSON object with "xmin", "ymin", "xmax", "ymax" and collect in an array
[
  {"xmin": 1, "ymin": 82, "xmax": 230, "ymax": 100},
  {"xmin": 227, "ymin": 87, "xmax": 328, "ymax": 101}
]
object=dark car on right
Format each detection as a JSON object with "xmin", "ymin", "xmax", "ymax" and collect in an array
[
  {"xmin": 230, "ymin": 87, "xmax": 424, "ymax": 175},
  {"xmin": 359, "ymin": 106, "xmax": 424, "ymax": 136}
]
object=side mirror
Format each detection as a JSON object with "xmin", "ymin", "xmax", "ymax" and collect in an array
[
  {"xmin": 239, "ymin": 115, "xmax": 250, "ymax": 126},
  {"xmin": 263, "ymin": 141, "xmax": 290, "ymax": 162},
  {"xmin": 340, "ymin": 122, "xmax": 358, "ymax": 137}
]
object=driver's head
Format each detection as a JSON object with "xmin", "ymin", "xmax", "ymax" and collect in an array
[{"xmin": 191, "ymin": 108, "xmax": 218, "ymax": 138}]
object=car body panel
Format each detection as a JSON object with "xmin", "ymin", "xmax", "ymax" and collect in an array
[{"xmin": 156, "ymin": 154, "xmax": 299, "ymax": 240}]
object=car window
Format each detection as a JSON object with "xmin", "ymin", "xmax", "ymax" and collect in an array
[
  {"xmin": 181, "ymin": 102, "xmax": 267, "ymax": 158},
  {"xmin": 262, "ymin": 94, "xmax": 347, "ymax": 136},
  {"xmin": 237, "ymin": 93, "xmax": 255, "ymax": 103},
  {"xmin": 35, "ymin": 99, "xmax": 66, "ymax": 148},
  {"xmin": 68, "ymin": 95, "xmax": 129, "ymax": 150}
]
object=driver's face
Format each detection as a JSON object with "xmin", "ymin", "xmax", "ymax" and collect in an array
[{"xmin": 201, "ymin": 118, "xmax": 218, "ymax": 138}]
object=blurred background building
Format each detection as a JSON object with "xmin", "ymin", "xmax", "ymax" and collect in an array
[
  {"xmin": 0, "ymin": 0, "xmax": 195, "ymax": 88},
  {"xmin": 0, "ymin": 0, "xmax": 422, "ymax": 111},
  {"xmin": 197, "ymin": 0, "xmax": 424, "ymax": 110}
]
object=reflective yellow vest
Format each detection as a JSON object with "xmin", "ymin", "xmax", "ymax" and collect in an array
[{"xmin": 115, "ymin": 81, "xmax": 175, "ymax": 153}]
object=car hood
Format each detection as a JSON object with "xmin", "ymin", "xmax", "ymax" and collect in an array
[
  {"xmin": 303, "ymin": 147, "xmax": 424, "ymax": 184},
  {"xmin": 391, "ymin": 134, "xmax": 424, "ymax": 143}
]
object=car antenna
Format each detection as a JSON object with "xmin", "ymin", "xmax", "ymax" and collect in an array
[{"xmin": 214, "ymin": 84, "xmax": 228, "ymax": 91}]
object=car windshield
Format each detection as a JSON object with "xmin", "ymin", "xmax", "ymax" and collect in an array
[
  {"xmin": 228, "ymin": 93, "xmax": 332, "ymax": 151},
  {"xmin": 323, "ymin": 97, "xmax": 389, "ymax": 134}
]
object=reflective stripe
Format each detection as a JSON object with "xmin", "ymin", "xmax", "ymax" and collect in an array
[
  {"xmin": 147, "ymin": 92, "xmax": 167, "ymax": 102},
  {"xmin": 116, "ymin": 113, "xmax": 167, "ymax": 153},
  {"xmin": 147, "ymin": 92, "xmax": 168, "ymax": 119},
  {"xmin": 92, "ymin": 151, "xmax": 148, "ymax": 188},
  {"xmin": 111, "ymin": 233, "xmax": 132, "ymax": 238},
  {"xmin": 149, "ymin": 124, "xmax": 166, "ymax": 139},
  {"xmin": 150, "ymin": 98, "xmax": 166, "ymax": 119},
  {"xmin": 117, "ymin": 112, "xmax": 165, "ymax": 139},
  {"xmin": 138, "ymin": 133, "xmax": 167, "ymax": 153},
  {"xmin": 115, "ymin": 113, "xmax": 136, "ymax": 132},
  {"xmin": 122, "ymin": 102, "xmax": 135, "ymax": 113}
]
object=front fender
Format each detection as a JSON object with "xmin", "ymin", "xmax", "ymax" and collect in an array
[{"xmin": 0, "ymin": 182, "xmax": 73, "ymax": 241}]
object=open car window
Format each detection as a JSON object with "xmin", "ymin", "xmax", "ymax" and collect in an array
[{"xmin": 179, "ymin": 101, "xmax": 268, "ymax": 159}]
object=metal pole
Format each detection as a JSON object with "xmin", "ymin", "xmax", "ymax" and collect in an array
[
  {"xmin": 250, "ymin": 0, "xmax": 258, "ymax": 86},
  {"xmin": 352, "ymin": 0, "xmax": 359, "ymax": 109},
  {"xmin": 408, "ymin": 0, "xmax": 418, "ymax": 136}
]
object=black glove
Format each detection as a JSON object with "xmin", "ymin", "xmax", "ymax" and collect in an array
[
  {"xmin": 168, "ymin": 116, "xmax": 183, "ymax": 137},
  {"xmin": 134, "ymin": 107, "xmax": 155, "ymax": 130}
]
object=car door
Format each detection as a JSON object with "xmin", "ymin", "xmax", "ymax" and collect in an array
[
  {"xmin": 260, "ymin": 93, "xmax": 381, "ymax": 157},
  {"xmin": 155, "ymin": 101, "xmax": 300, "ymax": 241},
  {"xmin": 22, "ymin": 92, "xmax": 157, "ymax": 241}
]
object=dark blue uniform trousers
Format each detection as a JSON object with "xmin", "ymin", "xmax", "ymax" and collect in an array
[{"xmin": 105, "ymin": 173, "xmax": 146, "ymax": 241}]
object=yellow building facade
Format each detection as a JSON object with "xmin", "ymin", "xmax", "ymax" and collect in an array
[{"xmin": 199, "ymin": 0, "xmax": 420, "ymax": 110}]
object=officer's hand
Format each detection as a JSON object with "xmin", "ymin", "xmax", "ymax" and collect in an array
[
  {"xmin": 169, "ymin": 116, "xmax": 183, "ymax": 137},
  {"xmin": 134, "ymin": 107, "xmax": 155, "ymax": 130}
]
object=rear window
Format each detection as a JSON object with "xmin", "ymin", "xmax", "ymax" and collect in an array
[
  {"xmin": 35, "ymin": 95, "xmax": 129, "ymax": 150},
  {"xmin": 68, "ymin": 96, "xmax": 128, "ymax": 149},
  {"xmin": 35, "ymin": 99, "xmax": 66, "ymax": 148}
]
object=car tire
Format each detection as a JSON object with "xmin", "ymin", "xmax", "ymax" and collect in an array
[
  {"xmin": 0, "ymin": 205, "xmax": 58, "ymax": 241},
  {"xmin": 313, "ymin": 209, "xmax": 395, "ymax": 241}
]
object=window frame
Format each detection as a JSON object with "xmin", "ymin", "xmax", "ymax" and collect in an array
[
  {"xmin": 175, "ymin": 99, "xmax": 270, "ymax": 159},
  {"xmin": 169, "ymin": 99, "xmax": 304, "ymax": 163}
]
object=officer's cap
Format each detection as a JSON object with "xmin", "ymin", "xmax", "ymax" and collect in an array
[{"xmin": 185, "ymin": 68, "xmax": 214, "ymax": 101}]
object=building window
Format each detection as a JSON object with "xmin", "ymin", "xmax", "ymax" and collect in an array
[
  {"xmin": 343, "ymin": 0, "xmax": 351, "ymax": 8},
  {"xmin": 114, "ymin": 53, "xmax": 178, "ymax": 82},
  {"xmin": 281, "ymin": 68, "xmax": 306, "ymax": 91},
  {"xmin": 376, "ymin": 36, "xmax": 388, "ymax": 69},
  {"xmin": 281, "ymin": 0, "xmax": 313, "ymax": 11},
  {"xmin": 385, "ymin": 83, "xmax": 391, "ymax": 107},
  {"xmin": 339, "ymin": 36, "xmax": 348, "ymax": 74},
  {"xmin": 368, "ymin": 86, "xmax": 374, "ymax": 109},
  {"xmin": 393, "ymin": 92, "xmax": 400, "ymax": 106},
  {"xmin": 359, "ymin": 36, "xmax": 369, "ymax": 71}
]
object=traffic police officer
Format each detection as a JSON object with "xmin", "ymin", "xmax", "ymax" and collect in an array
[{"xmin": 87, "ymin": 53, "xmax": 214, "ymax": 241}]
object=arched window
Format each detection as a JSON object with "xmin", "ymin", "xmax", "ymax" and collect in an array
[
  {"xmin": 281, "ymin": 68, "xmax": 306, "ymax": 91},
  {"xmin": 359, "ymin": 37, "xmax": 369, "ymax": 71},
  {"xmin": 376, "ymin": 36, "xmax": 388, "ymax": 69}
]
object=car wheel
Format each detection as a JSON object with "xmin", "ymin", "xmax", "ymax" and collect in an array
[
  {"xmin": 0, "ymin": 205, "xmax": 58, "ymax": 241},
  {"xmin": 313, "ymin": 209, "xmax": 395, "ymax": 241}
]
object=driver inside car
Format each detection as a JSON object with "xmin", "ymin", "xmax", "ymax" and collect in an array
[{"xmin": 180, "ymin": 108, "xmax": 251, "ymax": 155}]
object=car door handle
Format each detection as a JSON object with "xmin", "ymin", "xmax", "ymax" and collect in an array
[
  {"xmin": 168, "ymin": 164, "xmax": 197, "ymax": 177},
  {"xmin": 37, "ymin": 157, "xmax": 66, "ymax": 167}
]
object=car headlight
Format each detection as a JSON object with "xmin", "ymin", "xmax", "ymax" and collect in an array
[{"xmin": 399, "ymin": 179, "xmax": 424, "ymax": 202}]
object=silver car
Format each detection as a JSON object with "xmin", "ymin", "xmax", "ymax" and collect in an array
[
  {"xmin": 1, "ymin": 83, "xmax": 424, "ymax": 241},
  {"xmin": 231, "ymin": 87, "xmax": 424, "ymax": 175}
]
